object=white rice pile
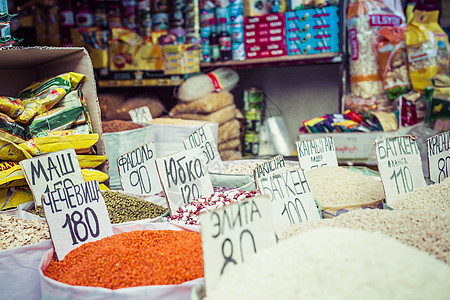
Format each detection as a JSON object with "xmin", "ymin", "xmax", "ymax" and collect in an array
[
  {"xmin": 205, "ymin": 228, "xmax": 450, "ymax": 300},
  {"xmin": 393, "ymin": 177, "xmax": 450, "ymax": 212},
  {"xmin": 305, "ymin": 166, "xmax": 384, "ymax": 206},
  {"xmin": 220, "ymin": 162, "xmax": 299, "ymax": 174},
  {"xmin": 281, "ymin": 209, "xmax": 450, "ymax": 265}
]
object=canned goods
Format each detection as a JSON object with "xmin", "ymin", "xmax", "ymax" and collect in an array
[
  {"xmin": 243, "ymin": 88, "xmax": 264, "ymax": 111},
  {"xmin": 232, "ymin": 40, "xmax": 246, "ymax": 60},
  {"xmin": 230, "ymin": 23, "xmax": 244, "ymax": 41},
  {"xmin": 244, "ymin": 110, "xmax": 262, "ymax": 132},
  {"xmin": 152, "ymin": 12, "xmax": 169, "ymax": 30},
  {"xmin": 244, "ymin": 133, "xmax": 260, "ymax": 156}
]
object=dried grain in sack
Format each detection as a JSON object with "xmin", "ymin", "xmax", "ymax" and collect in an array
[
  {"xmin": 169, "ymin": 91, "xmax": 234, "ymax": 116},
  {"xmin": 171, "ymin": 104, "xmax": 236, "ymax": 125}
]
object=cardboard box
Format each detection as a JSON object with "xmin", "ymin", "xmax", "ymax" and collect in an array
[
  {"xmin": 162, "ymin": 44, "xmax": 200, "ymax": 75},
  {"xmin": 246, "ymin": 42, "xmax": 287, "ymax": 52},
  {"xmin": 285, "ymin": 7, "xmax": 339, "ymax": 31},
  {"xmin": 245, "ymin": 13, "xmax": 284, "ymax": 23},
  {"xmin": 246, "ymin": 48, "xmax": 287, "ymax": 59},
  {"xmin": 245, "ymin": 34, "xmax": 285, "ymax": 44},
  {"xmin": 109, "ymin": 42, "xmax": 164, "ymax": 71},
  {"xmin": 244, "ymin": 27, "xmax": 285, "ymax": 37},
  {"xmin": 0, "ymin": 47, "xmax": 108, "ymax": 175}
]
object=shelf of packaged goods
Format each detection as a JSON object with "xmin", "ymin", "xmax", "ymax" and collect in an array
[
  {"xmin": 97, "ymin": 77, "xmax": 183, "ymax": 88},
  {"xmin": 200, "ymin": 52, "xmax": 343, "ymax": 69}
]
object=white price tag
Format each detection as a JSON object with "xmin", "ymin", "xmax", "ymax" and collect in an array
[
  {"xmin": 427, "ymin": 131, "xmax": 450, "ymax": 184},
  {"xmin": 42, "ymin": 180, "xmax": 113, "ymax": 261},
  {"xmin": 258, "ymin": 169, "xmax": 321, "ymax": 237},
  {"xmin": 253, "ymin": 155, "xmax": 286, "ymax": 191},
  {"xmin": 375, "ymin": 135, "xmax": 426, "ymax": 207},
  {"xmin": 20, "ymin": 148, "xmax": 84, "ymax": 207},
  {"xmin": 183, "ymin": 125, "xmax": 224, "ymax": 173},
  {"xmin": 199, "ymin": 194, "xmax": 276, "ymax": 295},
  {"xmin": 129, "ymin": 106, "xmax": 153, "ymax": 124},
  {"xmin": 117, "ymin": 142, "xmax": 162, "ymax": 195},
  {"xmin": 296, "ymin": 137, "xmax": 338, "ymax": 171},
  {"xmin": 155, "ymin": 148, "xmax": 214, "ymax": 215}
]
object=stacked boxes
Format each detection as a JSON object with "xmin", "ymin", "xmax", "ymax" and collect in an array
[
  {"xmin": 244, "ymin": 13, "xmax": 287, "ymax": 59},
  {"xmin": 162, "ymin": 44, "xmax": 200, "ymax": 75},
  {"xmin": 285, "ymin": 6, "xmax": 339, "ymax": 55}
]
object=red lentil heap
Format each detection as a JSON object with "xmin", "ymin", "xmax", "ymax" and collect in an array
[{"xmin": 44, "ymin": 230, "xmax": 203, "ymax": 289}]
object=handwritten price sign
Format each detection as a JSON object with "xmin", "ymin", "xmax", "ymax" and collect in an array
[
  {"xmin": 427, "ymin": 131, "xmax": 450, "ymax": 184},
  {"xmin": 375, "ymin": 136, "xmax": 426, "ymax": 207},
  {"xmin": 155, "ymin": 148, "xmax": 214, "ymax": 214},
  {"xmin": 199, "ymin": 195, "xmax": 275, "ymax": 295},
  {"xmin": 253, "ymin": 155, "xmax": 286, "ymax": 191},
  {"xmin": 117, "ymin": 142, "xmax": 162, "ymax": 195},
  {"xmin": 42, "ymin": 180, "xmax": 113, "ymax": 260},
  {"xmin": 296, "ymin": 137, "xmax": 338, "ymax": 171},
  {"xmin": 20, "ymin": 148, "xmax": 84, "ymax": 207},
  {"xmin": 129, "ymin": 106, "xmax": 153, "ymax": 124}
]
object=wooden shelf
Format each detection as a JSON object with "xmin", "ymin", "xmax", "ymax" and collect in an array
[
  {"xmin": 97, "ymin": 77, "xmax": 182, "ymax": 88},
  {"xmin": 200, "ymin": 52, "xmax": 342, "ymax": 69}
]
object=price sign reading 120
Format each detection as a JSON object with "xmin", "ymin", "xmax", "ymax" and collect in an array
[
  {"xmin": 375, "ymin": 135, "xmax": 426, "ymax": 207},
  {"xmin": 42, "ymin": 180, "xmax": 113, "ymax": 261}
]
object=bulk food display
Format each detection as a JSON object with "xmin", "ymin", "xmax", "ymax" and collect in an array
[{"xmin": 1, "ymin": 0, "xmax": 450, "ymax": 299}]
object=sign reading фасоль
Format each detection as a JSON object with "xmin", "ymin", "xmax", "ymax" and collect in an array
[{"xmin": 117, "ymin": 142, "xmax": 162, "ymax": 195}]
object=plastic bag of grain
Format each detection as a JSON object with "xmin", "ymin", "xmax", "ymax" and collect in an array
[
  {"xmin": 200, "ymin": 228, "xmax": 450, "ymax": 299},
  {"xmin": 39, "ymin": 223, "xmax": 202, "ymax": 300},
  {"xmin": 0, "ymin": 214, "xmax": 52, "ymax": 300},
  {"xmin": 305, "ymin": 166, "xmax": 384, "ymax": 218}
]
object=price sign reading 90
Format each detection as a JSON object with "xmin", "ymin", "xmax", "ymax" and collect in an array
[
  {"xmin": 155, "ymin": 148, "xmax": 214, "ymax": 215},
  {"xmin": 427, "ymin": 131, "xmax": 450, "ymax": 184},
  {"xmin": 375, "ymin": 135, "xmax": 426, "ymax": 207},
  {"xmin": 117, "ymin": 142, "xmax": 162, "ymax": 195},
  {"xmin": 42, "ymin": 180, "xmax": 113, "ymax": 261}
]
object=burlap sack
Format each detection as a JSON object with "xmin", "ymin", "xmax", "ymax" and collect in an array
[
  {"xmin": 169, "ymin": 91, "xmax": 234, "ymax": 116},
  {"xmin": 218, "ymin": 119, "xmax": 240, "ymax": 144},
  {"xmin": 218, "ymin": 138, "xmax": 241, "ymax": 151},
  {"xmin": 171, "ymin": 105, "xmax": 236, "ymax": 125},
  {"xmin": 219, "ymin": 149, "xmax": 243, "ymax": 161}
]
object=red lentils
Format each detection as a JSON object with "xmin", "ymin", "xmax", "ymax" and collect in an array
[
  {"xmin": 102, "ymin": 120, "xmax": 144, "ymax": 133},
  {"xmin": 43, "ymin": 230, "xmax": 203, "ymax": 289}
]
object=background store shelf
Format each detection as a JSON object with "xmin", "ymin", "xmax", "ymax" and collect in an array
[
  {"xmin": 97, "ymin": 77, "xmax": 183, "ymax": 88},
  {"xmin": 201, "ymin": 52, "xmax": 343, "ymax": 69}
]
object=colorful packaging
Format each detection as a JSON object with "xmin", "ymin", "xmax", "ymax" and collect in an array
[
  {"xmin": 77, "ymin": 155, "xmax": 108, "ymax": 169},
  {"xmin": 376, "ymin": 26, "xmax": 411, "ymax": 100},
  {"xmin": 16, "ymin": 72, "xmax": 87, "ymax": 124},
  {"xmin": 81, "ymin": 169, "xmax": 110, "ymax": 183},
  {"xmin": 0, "ymin": 161, "xmax": 27, "ymax": 188},
  {"xmin": 34, "ymin": 133, "xmax": 99, "ymax": 154},
  {"xmin": 0, "ymin": 186, "xmax": 33, "ymax": 211},
  {"xmin": 0, "ymin": 112, "xmax": 31, "ymax": 144},
  {"xmin": 405, "ymin": 8, "xmax": 450, "ymax": 93},
  {"xmin": 0, "ymin": 96, "xmax": 24, "ymax": 118},
  {"xmin": 0, "ymin": 137, "xmax": 32, "ymax": 161},
  {"xmin": 347, "ymin": 0, "xmax": 405, "ymax": 98}
]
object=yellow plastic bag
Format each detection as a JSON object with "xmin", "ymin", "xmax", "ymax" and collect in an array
[
  {"xmin": 81, "ymin": 169, "xmax": 109, "ymax": 183},
  {"xmin": 0, "ymin": 161, "xmax": 27, "ymax": 188},
  {"xmin": 34, "ymin": 133, "xmax": 99, "ymax": 154},
  {"xmin": 15, "ymin": 72, "xmax": 87, "ymax": 124},
  {"xmin": 0, "ymin": 137, "xmax": 32, "ymax": 161},
  {"xmin": 405, "ymin": 9, "xmax": 450, "ymax": 93},
  {"xmin": 0, "ymin": 186, "xmax": 33, "ymax": 210},
  {"xmin": 77, "ymin": 155, "xmax": 108, "ymax": 169}
]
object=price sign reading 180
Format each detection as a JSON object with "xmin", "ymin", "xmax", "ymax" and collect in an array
[
  {"xmin": 42, "ymin": 180, "xmax": 113, "ymax": 261},
  {"xmin": 375, "ymin": 135, "xmax": 426, "ymax": 207},
  {"xmin": 427, "ymin": 131, "xmax": 450, "ymax": 184}
]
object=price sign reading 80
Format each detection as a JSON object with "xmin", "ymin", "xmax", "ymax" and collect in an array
[
  {"xmin": 427, "ymin": 131, "xmax": 450, "ymax": 184},
  {"xmin": 42, "ymin": 180, "xmax": 113, "ymax": 261},
  {"xmin": 375, "ymin": 136, "xmax": 426, "ymax": 207}
]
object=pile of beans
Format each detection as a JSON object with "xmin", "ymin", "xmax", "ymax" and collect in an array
[
  {"xmin": 0, "ymin": 214, "xmax": 49, "ymax": 250},
  {"xmin": 28, "ymin": 191, "xmax": 168, "ymax": 224},
  {"xmin": 102, "ymin": 120, "xmax": 144, "ymax": 133},
  {"xmin": 166, "ymin": 190, "xmax": 258, "ymax": 225},
  {"xmin": 282, "ymin": 209, "xmax": 450, "ymax": 265},
  {"xmin": 101, "ymin": 191, "xmax": 168, "ymax": 224},
  {"xmin": 43, "ymin": 230, "xmax": 203, "ymax": 289}
]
